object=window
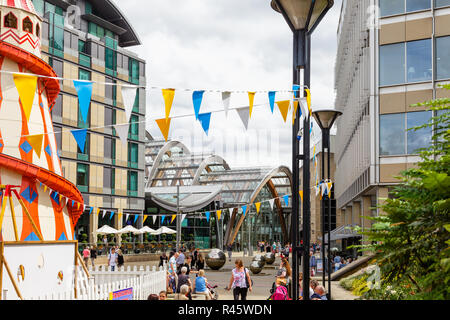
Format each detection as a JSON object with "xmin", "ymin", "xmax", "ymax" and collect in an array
[
  {"xmin": 407, "ymin": 39, "xmax": 432, "ymax": 83},
  {"xmin": 104, "ymin": 107, "xmax": 113, "ymax": 128},
  {"xmin": 435, "ymin": 0, "xmax": 450, "ymax": 7},
  {"xmin": 23, "ymin": 17, "xmax": 33, "ymax": 33},
  {"xmin": 129, "ymin": 59, "xmax": 140, "ymax": 84},
  {"xmin": 49, "ymin": 58, "xmax": 63, "ymax": 77},
  {"xmin": 85, "ymin": 1, "xmax": 93, "ymax": 14},
  {"xmin": 104, "ymin": 137, "xmax": 112, "ymax": 159},
  {"xmin": 77, "ymin": 133, "xmax": 90, "ymax": 161},
  {"xmin": 129, "ymin": 115, "xmax": 139, "ymax": 140},
  {"xmin": 380, "ymin": 43, "xmax": 405, "ymax": 86},
  {"xmin": 406, "ymin": 0, "xmax": 431, "ymax": 12},
  {"xmin": 53, "ymin": 125, "xmax": 62, "ymax": 156},
  {"xmin": 380, "ymin": 113, "xmax": 406, "ymax": 156},
  {"xmin": 104, "ymin": 167, "xmax": 112, "ymax": 189},
  {"xmin": 77, "ymin": 164, "xmax": 89, "ymax": 191},
  {"xmin": 78, "ymin": 40, "xmax": 87, "ymax": 53},
  {"xmin": 33, "ymin": 0, "xmax": 45, "ymax": 16},
  {"xmin": 133, "ymin": 90, "xmax": 139, "ymax": 113},
  {"xmin": 128, "ymin": 171, "xmax": 138, "ymax": 196},
  {"xmin": 78, "ymin": 103, "xmax": 90, "ymax": 128},
  {"xmin": 36, "ymin": 23, "xmax": 40, "ymax": 37},
  {"xmin": 407, "ymin": 111, "xmax": 432, "ymax": 154},
  {"xmin": 380, "ymin": 0, "xmax": 404, "ymax": 16},
  {"xmin": 4, "ymin": 12, "xmax": 17, "ymax": 29},
  {"xmin": 436, "ymin": 36, "xmax": 450, "ymax": 80},
  {"xmin": 51, "ymin": 94, "xmax": 63, "ymax": 119},
  {"xmin": 128, "ymin": 143, "xmax": 139, "ymax": 168},
  {"xmin": 78, "ymin": 68, "xmax": 91, "ymax": 81}
]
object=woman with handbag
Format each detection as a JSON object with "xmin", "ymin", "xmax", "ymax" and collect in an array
[{"xmin": 225, "ymin": 259, "xmax": 252, "ymax": 300}]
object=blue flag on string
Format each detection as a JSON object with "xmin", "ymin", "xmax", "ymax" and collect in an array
[
  {"xmin": 198, "ymin": 112, "xmax": 212, "ymax": 136},
  {"xmin": 71, "ymin": 200, "xmax": 75, "ymax": 207},
  {"xmin": 73, "ymin": 80, "xmax": 93, "ymax": 124},
  {"xmin": 89, "ymin": 207, "xmax": 93, "ymax": 215},
  {"xmin": 71, "ymin": 129, "xmax": 87, "ymax": 153},
  {"xmin": 242, "ymin": 205, "xmax": 247, "ymax": 217},
  {"xmin": 268, "ymin": 91, "xmax": 276, "ymax": 113},
  {"xmin": 161, "ymin": 215, "xmax": 166, "ymax": 224},
  {"xmin": 134, "ymin": 214, "xmax": 139, "ymax": 224},
  {"xmin": 283, "ymin": 195, "xmax": 289, "ymax": 206},
  {"xmin": 193, "ymin": 90, "xmax": 205, "ymax": 120},
  {"xmin": 293, "ymin": 85, "xmax": 300, "ymax": 98},
  {"xmin": 205, "ymin": 211, "xmax": 210, "ymax": 222},
  {"xmin": 110, "ymin": 211, "xmax": 115, "ymax": 220}
]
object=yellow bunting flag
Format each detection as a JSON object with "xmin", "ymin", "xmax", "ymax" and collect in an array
[
  {"xmin": 156, "ymin": 118, "xmax": 172, "ymax": 141},
  {"xmin": 299, "ymin": 191, "xmax": 303, "ymax": 202},
  {"xmin": 59, "ymin": 194, "xmax": 63, "ymax": 202},
  {"xmin": 171, "ymin": 214, "xmax": 176, "ymax": 224},
  {"xmin": 13, "ymin": 74, "xmax": 38, "ymax": 122},
  {"xmin": 248, "ymin": 92, "xmax": 256, "ymax": 118},
  {"xmin": 162, "ymin": 89, "xmax": 175, "ymax": 120},
  {"xmin": 292, "ymin": 100, "xmax": 299, "ymax": 125},
  {"xmin": 143, "ymin": 215, "xmax": 148, "ymax": 223},
  {"xmin": 96, "ymin": 208, "xmax": 100, "ymax": 216},
  {"xmin": 43, "ymin": 185, "xmax": 47, "ymax": 192},
  {"xmin": 217, "ymin": 210, "xmax": 222, "ymax": 220},
  {"xmin": 276, "ymin": 100, "xmax": 291, "ymax": 123},
  {"xmin": 27, "ymin": 134, "xmax": 43, "ymax": 158},
  {"xmin": 305, "ymin": 89, "xmax": 312, "ymax": 116},
  {"xmin": 255, "ymin": 202, "xmax": 261, "ymax": 215},
  {"xmin": 77, "ymin": 202, "xmax": 81, "ymax": 210},
  {"xmin": 118, "ymin": 211, "xmax": 123, "ymax": 220}
]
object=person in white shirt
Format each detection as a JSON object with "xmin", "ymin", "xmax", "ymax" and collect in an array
[{"xmin": 108, "ymin": 247, "xmax": 118, "ymax": 271}]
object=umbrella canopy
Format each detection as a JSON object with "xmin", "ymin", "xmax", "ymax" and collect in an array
[
  {"xmin": 139, "ymin": 226, "xmax": 157, "ymax": 234},
  {"xmin": 117, "ymin": 225, "xmax": 142, "ymax": 234},
  {"xmin": 155, "ymin": 226, "xmax": 177, "ymax": 235},
  {"xmin": 96, "ymin": 225, "xmax": 118, "ymax": 235}
]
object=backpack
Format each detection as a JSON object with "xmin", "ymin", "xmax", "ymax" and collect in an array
[{"xmin": 271, "ymin": 285, "xmax": 288, "ymax": 300}]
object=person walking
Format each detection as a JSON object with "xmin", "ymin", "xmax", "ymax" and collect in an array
[
  {"xmin": 226, "ymin": 259, "xmax": 252, "ymax": 300},
  {"xmin": 168, "ymin": 252, "xmax": 179, "ymax": 293},
  {"xmin": 227, "ymin": 244, "xmax": 233, "ymax": 262},
  {"xmin": 90, "ymin": 246, "xmax": 97, "ymax": 268},
  {"xmin": 82, "ymin": 246, "xmax": 90, "ymax": 267},
  {"xmin": 117, "ymin": 249, "xmax": 124, "ymax": 268},
  {"xmin": 196, "ymin": 253, "xmax": 205, "ymax": 271},
  {"xmin": 176, "ymin": 249, "xmax": 185, "ymax": 270},
  {"xmin": 159, "ymin": 252, "xmax": 168, "ymax": 268},
  {"xmin": 103, "ymin": 235, "xmax": 108, "ymax": 255},
  {"xmin": 108, "ymin": 247, "xmax": 118, "ymax": 271}
]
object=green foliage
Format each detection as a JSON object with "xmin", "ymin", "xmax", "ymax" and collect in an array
[{"xmin": 358, "ymin": 85, "xmax": 450, "ymax": 300}]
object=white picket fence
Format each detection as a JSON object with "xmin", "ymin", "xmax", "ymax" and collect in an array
[{"xmin": 28, "ymin": 265, "xmax": 167, "ymax": 300}]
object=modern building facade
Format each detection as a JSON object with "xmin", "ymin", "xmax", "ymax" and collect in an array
[
  {"xmin": 334, "ymin": 0, "xmax": 449, "ymax": 234},
  {"xmin": 32, "ymin": 0, "xmax": 147, "ymax": 244}
]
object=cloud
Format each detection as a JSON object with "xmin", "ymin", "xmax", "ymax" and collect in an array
[{"xmin": 112, "ymin": 0, "xmax": 342, "ymax": 169}]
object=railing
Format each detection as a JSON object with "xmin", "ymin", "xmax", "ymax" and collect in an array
[{"xmin": 28, "ymin": 265, "xmax": 167, "ymax": 300}]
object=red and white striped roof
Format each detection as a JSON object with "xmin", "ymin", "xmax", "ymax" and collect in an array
[{"xmin": 1, "ymin": 0, "xmax": 36, "ymax": 15}]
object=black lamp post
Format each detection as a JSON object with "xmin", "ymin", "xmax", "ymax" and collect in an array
[
  {"xmin": 271, "ymin": 0, "xmax": 334, "ymax": 301},
  {"xmin": 312, "ymin": 109, "xmax": 342, "ymax": 300}
]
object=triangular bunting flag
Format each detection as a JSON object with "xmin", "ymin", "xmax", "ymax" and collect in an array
[
  {"xmin": 114, "ymin": 123, "xmax": 130, "ymax": 146},
  {"xmin": 305, "ymin": 88, "xmax": 312, "ymax": 117},
  {"xmin": 255, "ymin": 202, "xmax": 261, "ymax": 215},
  {"xmin": 89, "ymin": 207, "xmax": 93, "ymax": 215},
  {"xmin": 156, "ymin": 118, "xmax": 171, "ymax": 141},
  {"xmin": 181, "ymin": 214, "xmax": 187, "ymax": 224},
  {"xmin": 126, "ymin": 213, "xmax": 130, "ymax": 221},
  {"xmin": 134, "ymin": 214, "xmax": 139, "ymax": 224},
  {"xmin": 171, "ymin": 214, "xmax": 176, "ymax": 224},
  {"xmin": 143, "ymin": 215, "xmax": 148, "ymax": 223},
  {"xmin": 96, "ymin": 208, "xmax": 100, "ymax": 216},
  {"xmin": 198, "ymin": 113, "xmax": 212, "ymax": 136},
  {"xmin": 110, "ymin": 211, "xmax": 115, "ymax": 220},
  {"xmin": 71, "ymin": 129, "xmax": 87, "ymax": 153},
  {"xmin": 327, "ymin": 182, "xmax": 333, "ymax": 195},
  {"xmin": 299, "ymin": 191, "xmax": 304, "ymax": 203},
  {"xmin": 161, "ymin": 215, "xmax": 166, "ymax": 224},
  {"xmin": 162, "ymin": 89, "xmax": 175, "ymax": 120},
  {"xmin": 27, "ymin": 134, "xmax": 43, "ymax": 158},
  {"xmin": 13, "ymin": 74, "xmax": 37, "ymax": 122},
  {"xmin": 283, "ymin": 195, "xmax": 289, "ymax": 206},
  {"xmin": 216, "ymin": 210, "xmax": 222, "ymax": 220},
  {"xmin": 121, "ymin": 86, "xmax": 137, "ymax": 123},
  {"xmin": 193, "ymin": 91, "xmax": 205, "ymax": 120},
  {"xmin": 205, "ymin": 211, "xmax": 210, "ymax": 222},
  {"xmin": 292, "ymin": 100, "xmax": 299, "ymax": 125},
  {"xmin": 315, "ymin": 186, "xmax": 320, "ymax": 197},
  {"xmin": 229, "ymin": 208, "xmax": 234, "ymax": 217},
  {"xmin": 71, "ymin": 200, "xmax": 75, "ymax": 207},
  {"xmin": 248, "ymin": 92, "xmax": 256, "ymax": 118},
  {"xmin": 276, "ymin": 100, "xmax": 291, "ymax": 123},
  {"xmin": 77, "ymin": 202, "xmax": 81, "ymax": 210},
  {"xmin": 73, "ymin": 80, "xmax": 93, "ymax": 124},
  {"xmin": 299, "ymin": 98, "xmax": 308, "ymax": 120},
  {"xmin": 236, "ymin": 107, "xmax": 250, "ymax": 130},
  {"xmin": 102, "ymin": 210, "xmax": 107, "ymax": 218},
  {"xmin": 242, "ymin": 205, "xmax": 247, "ymax": 217},
  {"xmin": 222, "ymin": 91, "xmax": 231, "ymax": 118},
  {"xmin": 293, "ymin": 84, "xmax": 300, "ymax": 98},
  {"xmin": 43, "ymin": 185, "xmax": 47, "ymax": 192},
  {"xmin": 152, "ymin": 215, "xmax": 157, "ymax": 224},
  {"xmin": 268, "ymin": 91, "xmax": 276, "ymax": 113},
  {"xmin": 269, "ymin": 199, "xmax": 275, "ymax": 210}
]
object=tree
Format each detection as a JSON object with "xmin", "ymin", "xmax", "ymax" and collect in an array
[{"xmin": 360, "ymin": 84, "xmax": 449, "ymax": 300}]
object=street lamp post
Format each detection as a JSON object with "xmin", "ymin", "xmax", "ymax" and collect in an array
[
  {"xmin": 271, "ymin": 0, "xmax": 334, "ymax": 301},
  {"xmin": 312, "ymin": 109, "xmax": 343, "ymax": 300}
]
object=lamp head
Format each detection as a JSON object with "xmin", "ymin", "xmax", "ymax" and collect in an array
[{"xmin": 312, "ymin": 109, "xmax": 343, "ymax": 130}]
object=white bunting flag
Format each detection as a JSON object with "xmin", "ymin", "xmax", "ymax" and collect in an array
[
  {"xmin": 152, "ymin": 215, "xmax": 157, "ymax": 224},
  {"xmin": 236, "ymin": 107, "xmax": 250, "ymax": 130},
  {"xmin": 269, "ymin": 199, "xmax": 275, "ymax": 211},
  {"xmin": 181, "ymin": 214, "xmax": 187, "ymax": 224},
  {"xmin": 229, "ymin": 208, "xmax": 234, "ymax": 217},
  {"xmin": 102, "ymin": 210, "xmax": 107, "ymax": 218},
  {"xmin": 222, "ymin": 91, "xmax": 231, "ymax": 118},
  {"xmin": 321, "ymin": 183, "xmax": 326, "ymax": 196},
  {"xmin": 121, "ymin": 86, "xmax": 138, "ymax": 123},
  {"xmin": 114, "ymin": 123, "xmax": 130, "ymax": 146},
  {"xmin": 299, "ymin": 98, "xmax": 308, "ymax": 119},
  {"xmin": 315, "ymin": 186, "xmax": 320, "ymax": 197},
  {"xmin": 126, "ymin": 214, "xmax": 130, "ymax": 221}
]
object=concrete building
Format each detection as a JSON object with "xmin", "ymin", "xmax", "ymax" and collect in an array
[
  {"xmin": 33, "ymin": 0, "xmax": 147, "ymax": 244},
  {"xmin": 334, "ymin": 0, "xmax": 450, "ymax": 236}
]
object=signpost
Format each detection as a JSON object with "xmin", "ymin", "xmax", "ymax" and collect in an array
[{"xmin": 109, "ymin": 288, "xmax": 133, "ymax": 300}]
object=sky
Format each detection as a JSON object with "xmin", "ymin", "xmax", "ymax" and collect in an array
[{"xmin": 112, "ymin": 0, "xmax": 342, "ymax": 170}]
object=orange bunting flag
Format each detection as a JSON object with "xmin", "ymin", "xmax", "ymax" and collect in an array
[
  {"xmin": 27, "ymin": 134, "xmax": 43, "ymax": 158},
  {"xmin": 162, "ymin": 89, "xmax": 175, "ymax": 120},
  {"xmin": 292, "ymin": 100, "xmax": 299, "ymax": 125},
  {"xmin": 276, "ymin": 100, "xmax": 291, "ymax": 123},
  {"xmin": 171, "ymin": 214, "xmax": 176, "ymax": 223},
  {"xmin": 255, "ymin": 202, "xmax": 261, "ymax": 215},
  {"xmin": 59, "ymin": 194, "xmax": 63, "ymax": 203},
  {"xmin": 96, "ymin": 208, "xmax": 100, "ymax": 216},
  {"xmin": 248, "ymin": 92, "xmax": 256, "ymax": 118},
  {"xmin": 299, "ymin": 190, "xmax": 304, "ymax": 202},
  {"xmin": 77, "ymin": 202, "xmax": 81, "ymax": 210},
  {"xmin": 143, "ymin": 215, "xmax": 148, "ymax": 223},
  {"xmin": 156, "ymin": 118, "xmax": 172, "ymax": 141},
  {"xmin": 217, "ymin": 210, "xmax": 222, "ymax": 220},
  {"xmin": 305, "ymin": 89, "xmax": 312, "ymax": 116},
  {"xmin": 13, "ymin": 74, "xmax": 38, "ymax": 122}
]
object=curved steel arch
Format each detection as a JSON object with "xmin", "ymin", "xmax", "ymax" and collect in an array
[
  {"xmin": 192, "ymin": 155, "xmax": 231, "ymax": 185},
  {"xmin": 226, "ymin": 166, "xmax": 293, "ymax": 246},
  {"xmin": 147, "ymin": 140, "xmax": 191, "ymax": 188}
]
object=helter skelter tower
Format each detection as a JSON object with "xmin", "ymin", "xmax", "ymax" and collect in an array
[{"xmin": 0, "ymin": 0, "xmax": 84, "ymax": 242}]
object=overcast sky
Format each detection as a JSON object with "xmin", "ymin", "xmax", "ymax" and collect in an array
[{"xmin": 112, "ymin": 0, "xmax": 342, "ymax": 169}]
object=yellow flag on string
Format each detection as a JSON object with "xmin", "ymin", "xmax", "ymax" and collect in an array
[
  {"xmin": 59, "ymin": 194, "xmax": 63, "ymax": 202},
  {"xmin": 156, "ymin": 118, "xmax": 172, "ymax": 141},
  {"xmin": 27, "ymin": 134, "xmax": 43, "ymax": 158},
  {"xmin": 118, "ymin": 211, "xmax": 123, "ymax": 221},
  {"xmin": 299, "ymin": 190, "xmax": 303, "ymax": 202},
  {"xmin": 143, "ymin": 215, "xmax": 148, "ymax": 223},
  {"xmin": 77, "ymin": 202, "xmax": 81, "ymax": 210},
  {"xmin": 96, "ymin": 208, "xmax": 100, "ymax": 216},
  {"xmin": 248, "ymin": 92, "xmax": 256, "ymax": 118},
  {"xmin": 216, "ymin": 210, "xmax": 222, "ymax": 220},
  {"xmin": 171, "ymin": 214, "xmax": 176, "ymax": 223},
  {"xmin": 276, "ymin": 100, "xmax": 291, "ymax": 123},
  {"xmin": 305, "ymin": 89, "xmax": 312, "ymax": 116},
  {"xmin": 43, "ymin": 185, "xmax": 47, "ymax": 192},
  {"xmin": 162, "ymin": 89, "xmax": 175, "ymax": 120},
  {"xmin": 292, "ymin": 100, "xmax": 299, "ymax": 125},
  {"xmin": 13, "ymin": 74, "xmax": 38, "ymax": 122},
  {"xmin": 255, "ymin": 202, "xmax": 261, "ymax": 214}
]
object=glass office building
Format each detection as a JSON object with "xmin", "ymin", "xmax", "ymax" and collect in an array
[{"xmin": 32, "ymin": 0, "xmax": 146, "ymax": 244}]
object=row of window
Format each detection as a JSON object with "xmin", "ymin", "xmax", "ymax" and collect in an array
[
  {"xmin": 380, "ymin": 36, "xmax": 450, "ymax": 86},
  {"xmin": 3, "ymin": 13, "xmax": 41, "ymax": 37},
  {"xmin": 380, "ymin": 0, "xmax": 450, "ymax": 17},
  {"xmin": 76, "ymin": 162, "xmax": 139, "ymax": 196}
]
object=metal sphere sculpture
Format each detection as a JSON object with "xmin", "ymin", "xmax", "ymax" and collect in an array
[
  {"xmin": 265, "ymin": 252, "xmax": 276, "ymax": 265},
  {"xmin": 249, "ymin": 260, "xmax": 263, "ymax": 274},
  {"xmin": 205, "ymin": 249, "xmax": 226, "ymax": 270},
  {"xmin": 253, "ymin": 254, "xmax": 266, "ymax": 268}
]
